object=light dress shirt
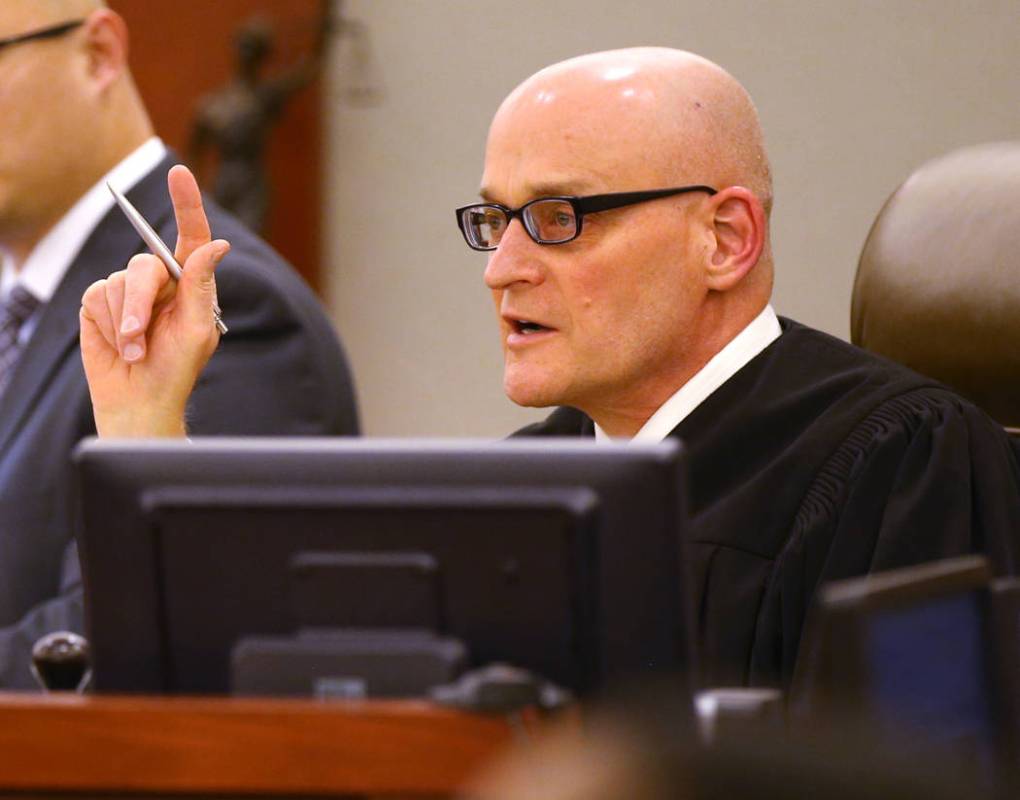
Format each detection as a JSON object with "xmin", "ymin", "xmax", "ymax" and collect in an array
[
  {"xmin": 0, "ymin": 137, "xmax": 168, "ymax": 344},
  {"xmin": 594, "ymin": 304, "xmax": 783, "ymax": 444}
]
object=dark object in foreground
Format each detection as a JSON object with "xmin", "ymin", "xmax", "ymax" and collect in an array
[
  {"xmin": 30, "ymin": 631, "xmax": 91, "ymax": 692},
  {"xmin": 74, "ymin": 437, "xmax": 691, "ymax": 699},
  {"xmin": 794, "ymin": 555, "xmax": 1013, "ymax": 790}
]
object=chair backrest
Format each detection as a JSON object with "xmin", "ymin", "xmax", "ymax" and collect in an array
[{"xmin": 852, "ymin": 142, "xmax": 1020, "ymax": 429}]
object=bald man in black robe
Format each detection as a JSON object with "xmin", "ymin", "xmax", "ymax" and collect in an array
[
  {"xmin": 82, "ymin": 48, "xmax": 1020, "ymax": 688},
  {"xmin": 466, "ymin": 48, "xmax": 1020, "ymax": 687}
]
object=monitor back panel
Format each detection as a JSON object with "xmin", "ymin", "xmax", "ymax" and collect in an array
[{"xmin": 75, "ymin": 438, "xmax": 690, "ymax": 695}]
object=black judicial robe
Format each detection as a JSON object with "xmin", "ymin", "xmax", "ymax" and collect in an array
[{"xmin": 513, "ymin": 318, "xmax": 1020, "ymax": 688}]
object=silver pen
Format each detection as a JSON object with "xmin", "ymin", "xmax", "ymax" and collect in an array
[{"xmin": 106, "ymin": 181, "xmax": 228, "ymax": 335}]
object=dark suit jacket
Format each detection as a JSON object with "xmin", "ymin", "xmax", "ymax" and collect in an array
[{"xmin": 0, "ymin": 156, "xmax": 359, "ymax": 687}]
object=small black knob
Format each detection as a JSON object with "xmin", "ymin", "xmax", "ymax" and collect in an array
[{"xmin": 31, "ymin": 632, "xmax": 92, "ymax": 693}]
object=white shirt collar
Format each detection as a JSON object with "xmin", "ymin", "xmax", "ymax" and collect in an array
[
  {"xmin": 0, "ymin": 136, "xmax": 167, "ymax": 305},
  {"xmin": 594, "ymin": 304, "xmax": 782, "ymax": 444}
]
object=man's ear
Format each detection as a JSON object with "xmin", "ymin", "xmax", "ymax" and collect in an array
[
  {"xmin": 80, "ymin": 9, "xmax": 129, "ymax": 93},
  {"xmin": 704, "ymin": 186, "xmax": 766, "ymax": 291}
]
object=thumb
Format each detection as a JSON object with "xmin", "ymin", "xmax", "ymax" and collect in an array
[{"xmin": 178, "ymin": 238, "xmax": 230, "ymax": 328}]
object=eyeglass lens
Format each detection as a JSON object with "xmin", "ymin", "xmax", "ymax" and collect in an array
[
  {"xmin": 463, "ymin": 208, "xmax": 506, "ymax": 248},
  {"xmin": 463, "ymin": 199, "xmax": 578, "ymax": 248},
  {"xmin": 526, "ymin": 200, "xmax": 577, "ymax": 243}
]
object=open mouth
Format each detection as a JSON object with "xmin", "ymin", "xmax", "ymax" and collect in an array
[{"xmin": 512, "ymin": 319, "xmax": 552, "ymax": 335}]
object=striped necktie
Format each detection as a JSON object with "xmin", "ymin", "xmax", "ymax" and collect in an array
[{"xmin": 0, "ymin": 285, "xmax": 41, "ymax": 396}]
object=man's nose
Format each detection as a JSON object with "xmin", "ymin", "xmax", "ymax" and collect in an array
[{"xmin": 482, "ymin": 218, "xmax": 545, "ymax": 290}]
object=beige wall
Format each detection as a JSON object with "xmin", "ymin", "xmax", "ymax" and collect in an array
[{"xmin": 324, "ymin": 0, "xmax": 1020, "ymax": 437}]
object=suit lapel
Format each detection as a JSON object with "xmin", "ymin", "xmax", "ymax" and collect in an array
[{"xmin": 0, "ymin": 158, "xmax": 177, "ymax": 453}]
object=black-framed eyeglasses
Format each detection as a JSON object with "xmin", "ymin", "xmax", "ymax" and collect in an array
[
  {"xmin": 0, "ymin": 19, "xmax": 85, "ymax": 52},
  {"xmin": 455, "ymin": 184, "xmax": 717, "ymax": 251}
]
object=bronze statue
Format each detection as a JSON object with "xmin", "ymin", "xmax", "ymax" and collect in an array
[{"xmin": 189, "ymin": 1, "xmax": 338, "ymax": 233}]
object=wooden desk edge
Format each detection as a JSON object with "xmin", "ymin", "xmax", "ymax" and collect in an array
[{"xmin": 0, "ymin": 693, "xmax": 517, "ymax": 795}]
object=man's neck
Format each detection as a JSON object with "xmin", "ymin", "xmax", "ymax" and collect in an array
[
  {"xmin": 586, "ymin": 301, "xmax": 779, "ymax": 440},
  {"xmin": 589, "ymin": 394, "xmax": 681, "ymax": 439},
  {"xmin": 586, "ymin": 327, "xmax": 737, "ymax": 437}
]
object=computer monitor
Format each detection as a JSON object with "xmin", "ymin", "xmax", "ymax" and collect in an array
[
  {"xmin": 990, "ymin": 578, "xmax": 1020, "ymax": 762},
  {"xmin": 805, "ymin": 555, "xmax": 1006, "ymax": 777},
  {"xmin": 74, "ymin": 437, "xmax": 690, "ymax": 697}
]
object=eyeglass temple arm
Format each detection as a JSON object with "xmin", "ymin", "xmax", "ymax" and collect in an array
[
  {"xmin": 0, "ymin": 19, "xmax": 85, "ymax": 49},
  {"xmin": 576, "ymin": 185, "xmax": 718, "ymax": 214}
]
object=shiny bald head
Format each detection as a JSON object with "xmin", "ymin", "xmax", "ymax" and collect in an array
[
  {"xmin": 488, "ymin": 48, "xmax": 772, "ymax": 218},
  {"xmin": 0, "ymin": 0, "xmax": 152, "ymax": 262},
  {"xmin": 478, "ymin": 48, "xmax": 774, "ymax": 435}
]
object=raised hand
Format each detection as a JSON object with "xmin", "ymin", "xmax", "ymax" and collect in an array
[{"xmin": 80, "ymin": 165, "xmax": 230, "ymax": 437}]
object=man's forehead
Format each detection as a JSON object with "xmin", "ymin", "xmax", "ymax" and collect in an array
[
  {"xmin": 480, "ymin": 83, "xmax": 678, "ymax": 203},
  {"xmin": 480, "ymin": 101, "xmax": 630, "ymax": 201},
  {"xmin": 478, "ymin": 175, "xmax": 606, "ymax": 204}
]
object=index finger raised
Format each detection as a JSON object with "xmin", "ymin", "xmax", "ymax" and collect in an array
[{"xmin": 168, "ymin": 164, "xmax": 212, "ymax": 265}]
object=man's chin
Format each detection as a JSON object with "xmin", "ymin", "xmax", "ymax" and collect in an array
[{"xmin": 503, "ymin": 376, "xmax": 565, "ymax": 410}]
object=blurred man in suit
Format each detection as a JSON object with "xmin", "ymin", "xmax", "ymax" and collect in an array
[
  {"xmin": 0, "ymin": 0, "xmax": 358, "ymax": 687},
  {"xmin": 81, "ymin": 47, "xmax": 1019, "ymax": 688}
]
